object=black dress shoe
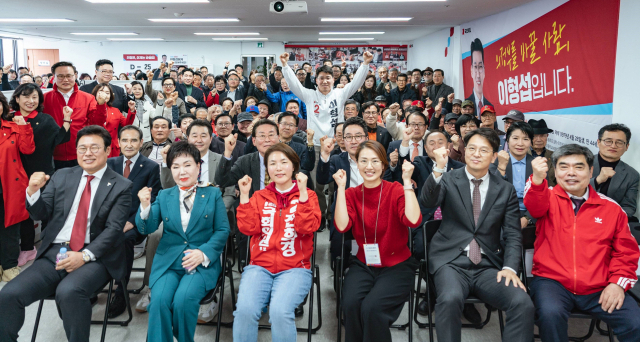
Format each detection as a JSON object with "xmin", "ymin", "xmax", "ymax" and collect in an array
[
  {"xmin": 107, "ymin": 294, "xmax": 127, "ymax": 319},
  {"xmin": 294, "ymin": 303, "xmax": 304, "ymax": 317},
  {"xmin": 462, "ymin": 303, "xmax": 482, "ymax": 325},
  {"xmin": 417, "ymin": 299, "xmax": 434, "ymax": 316}
]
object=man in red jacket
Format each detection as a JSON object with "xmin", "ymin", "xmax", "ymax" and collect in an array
[
  {"xmin": 44, "ymin": 61, "xmax": 108, "ymax": 170},
  {"xmin": 524, "ymin": 144, "xmax": 640, "ymax": 342}
]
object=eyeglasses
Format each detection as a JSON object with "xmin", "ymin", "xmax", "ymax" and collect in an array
[
  {"xmin": 466, "ymin": 146, "xmax": 493, "ymax": 155},
  {"xmin": 601, "ymin": 139, "xmax": 627, "ymax": 148},
  {"xmin": 279, "ymin": 123, "xmax": 297, "ymax": 128},
  {"xmin": 408, "ymin": 123, "xmax": 426, "ymax": 129},
  {"xmin": 296, "ymin": 73, "xmax": 306, "ymax": 76},
  {"xmin": 255, "ymin": 133, "xmax": 278, "ymax": 141},
  {"xmin": 343, "ymin": 134, "xmax": 366, "ymax": 142},
  {"xmin": 98, "ymin": 69, "xmax": 114, "ymax": 75},
  {"xmin": 363, "ymin": 111, "xmax": 378, "ymax": 117},
  {"xmin": 358, "ymin": 159, "xmax": 382, "ymax": 167},
  {"xmin": 217, "ymin": 122, "xmax": 232, "ymax": 127},
  {"xmin": 335, "ymin": 133, "xmax": 343, "ymax": 139},
  {"xmin": 445, "ymin": 122, "xmax": 456, "ymax": 126},
  {"xmin": 424, "ymin": 72, "xmax": 432, "ymax": 76},
  {"xmin": 162, "ymin": 83, "xmax": 175, "ymax": 88},
  {"xmin": 77, "ymin": 145, "xmax": 104, "ymax": 155},
  {"xmin": 56, "ymin": 74, "xmax": 75, "ymax": 80}
]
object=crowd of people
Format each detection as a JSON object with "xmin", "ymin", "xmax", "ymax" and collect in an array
[{"xmin": 0, "ymin": 45, "xmax": 638, "ymax": 342}]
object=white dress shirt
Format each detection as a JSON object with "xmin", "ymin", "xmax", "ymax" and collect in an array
[
  {"xmin": 259, "ymin": 153, "xmax": 266, "ymax": 190},
  {"xmin": 474, "ymin": 90, "xmax": 484, "ymax": 117},
  {"xmin": 200, "ymin": 152, "xmax": 209, "ymax": 184},
  {"xmin": 139, "ymin": 187, "xmax": 210, "ymax": 267},
  {"xmin": 58, "ymin": 88, "xmax": 74, "ymax": 105},
  {"xmin": 348, "ymin": 155, "xmax": 363, "ymax": 188},
  {"xmin": 399, "ymin": 140, "xmax": 424, "ymax": 160},
  {"xmin": 26, "ymin": 165, "xmax": 108, "ymax": 260},
  {"xmin": 123, "ymin": 152, "xmax": 140, "ymax": 174},
  {"xmin": 567, "ymin": 188, "xmax": 589, "ymax": 208}
]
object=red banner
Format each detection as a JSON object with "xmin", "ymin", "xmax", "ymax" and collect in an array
[{"xmin": 123, "ymin": 54, "xmax": 158, "ymax": 61}]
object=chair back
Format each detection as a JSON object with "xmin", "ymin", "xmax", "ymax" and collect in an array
[{"xmin": 423, "ymin": 220, "xmax": 442, "ymax": 244}]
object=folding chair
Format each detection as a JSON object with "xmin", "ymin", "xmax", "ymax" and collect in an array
[
  {"xmin": 335, "ymin": 228, "xmax": 415, "ymax": 342},
  {"xmin": 31, "ymin": 278, "xmax": 133, "ymax": 342},
  {"xmin": 415, "ymin": 220, "xmax": 504, "ymax": 342},
  {"xmin": 520, "ymin": 226, "xmax": 615, "ymax": 342},
  {"xmin": 239, "ymin": 231, "xmax": 322, "ymax": 341}
]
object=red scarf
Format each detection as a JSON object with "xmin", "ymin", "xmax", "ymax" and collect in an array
[
  {"xmin": 15, "ymin": 110, "xmax": 38, "ymax": 120},
  {"xmin": 266, "ymin": 180, "xmax": 299, "ymax": 210}
]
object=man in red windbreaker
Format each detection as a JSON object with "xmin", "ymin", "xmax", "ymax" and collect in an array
[
  {"xmin": 524, "ymin": 143, "xmax": 640, "ymax": 342},
  {"xmin": 43, "ymin": 61, "xmax": 108, "ymax": 170}
]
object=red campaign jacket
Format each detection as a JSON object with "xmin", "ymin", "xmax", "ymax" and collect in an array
[
  {"xmin": 524, "ymin": 176, "xmax": 640, "ymax": 295},
  {"xmin": 0, "ymin": 120, "xmax": 35, "ymax": 227},
  {"xmin": 43, "ymin": 83, "xmax": 107, "ymax": 161},
  {"xmin": 236, "ymin": 183, "xmax": 322, "ymax": 274},
  {"xmin": 103, "ymin": 106, "xmax": 136, "ymax": 158},
  {"xmin": 204, "ymin": 91, "xmax": 219, "ymax": 108}
]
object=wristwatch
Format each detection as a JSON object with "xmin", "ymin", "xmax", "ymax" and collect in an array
[
  {"xmin": 81, "ymin": 250, "xmax": 91, "ymax": 263},
  {"xmin": 63, "ymin": 119, "xmax": 72, "ymax": 123}
]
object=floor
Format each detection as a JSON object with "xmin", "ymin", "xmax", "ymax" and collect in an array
[{"xmin": 0, "ymin": 228, "xmax": 617, "ymax": 342}]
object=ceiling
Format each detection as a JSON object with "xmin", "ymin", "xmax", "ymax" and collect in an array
[{"xmin": 0, "ymin": 0, "xmax": 535, "ymax": 44}]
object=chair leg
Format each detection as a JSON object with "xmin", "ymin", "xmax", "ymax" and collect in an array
[
  {"xmin": 498, "ymin": 310, "xmax": 504, "ymax": 339},
  {"xmin": 408, "ymin": 289, "xmax": 414, "ymax": 342},
  {"xmin": 306, "ymin": 261, "xmax": 314, "ymax": 342},
  {"xmin": 121, "ymin": 279, "xmax": 133, "ymax": 326},
  {"xmin": 569, "ymin": 319, "xmax": 596, "ymax": 342},
  {"xmin": 607, "ymin": 323, "xmax": 615, "ymax": 342},
  {"xmin": 215, "ymin": 245, "xmax": 227, "ymax": 342},
  {"xmin": 31, "ymin": 299, "xmax": 45, "ymax": 342},
  {"xmin": 100, "ymin": 280, "xmax": 114, "ymax": 342}
]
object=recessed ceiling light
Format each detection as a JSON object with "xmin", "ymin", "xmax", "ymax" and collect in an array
[
  {"xmin": 71, "ymin": 32, "xmax": 138, "ymax": 35},
  {"xmin": 320, "ymin": 17, "xmax": 411, "ymax": 22},
  {"xmin": 107, "ymin": 38, "xmax": 164, "ymax": 41},
  {"xmin": 325, "ymin": 0, "xmax": 444, "ymax": 2},
  {"xmin": 195, "ymin": 32, "xmax": 260, "ymax": 36},
  {"xmin": 319, "ymin": 31, "xmax": 384, "ymax": 35},
  {"xmin": 212, "ymin": 38, "xmax": 268, "ymax": 41},
  {"xmin": 0, "ymin": 18, "xmax": 75, "ymax": 23},
  {"xmin": 149, "ymin": 18, "xmax": 239, "ymax": 22},
  {"xmin": 87, "ymin": 0, "xmax": 207, "ymax": 3},
  {"xmin": 318, "ymin": 38, "xmax": 375, "ymax": 41}
]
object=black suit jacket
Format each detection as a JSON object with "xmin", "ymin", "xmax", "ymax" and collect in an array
[
  {"xmin": 215, "ymin": 151, "xmax": 262, "ymax": 197},
  {"xmin": 177, "ymin": 83, "xmax": 206, "ymax": 112},
  {"xmin": 226, "ymin": 86, "xmax": 248, "ymax": 103},
  {"xmin": 107, "ymin": 154, "xmax": 161, "ymax": 226},
  {"xmin": 385, "ymin": 86, "xmax": 417, "ymax": 106},
  {"xmin": 26, "ymin": 166, "xmax": 132, "ymax": 280},
  {"xmin": 490, "ymin": 154, "xmax": 534, "ymax": 184},
  {"xmin": 368, "ymin": 126, "xmax": 393, "ymax": 151},
  {"xmin": 209, "ymin": 136, "xmax": 246, "ymax": 165},
  {"xmin": 590, "ymin": 157, "xmax": 640, "ymax": 217},
  {"xmin": 79, "ymin": 81, "xmax": 129, "ymax": 113},
  {"xmin": 425, "ymin": 83, "xmax": 455, "ymax": 112},
  {"xmin": 465, "ymin": 92, "xmax": 493, "ymax": 119},
  {"xmin": 420, "ymin": 168, "xmax": 522, "ymax": 274}
]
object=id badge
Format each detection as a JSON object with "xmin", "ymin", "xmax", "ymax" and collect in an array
[{"xmin": 363, "ymin": 243, "xmax": 382, "ymax": 266}]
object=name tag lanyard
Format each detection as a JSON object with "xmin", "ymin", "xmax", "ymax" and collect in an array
[{"xmin": 362, "ymin": 182, "xmax": 383, "ymax": 266}]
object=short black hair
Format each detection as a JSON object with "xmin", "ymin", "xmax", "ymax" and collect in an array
[
  {"xmin": 405, "ymin": 111, "xmax": 427, "ymax": 125},
  {"xmin": 235, "ymin": 64, "xmax": 243, "ymax": 70},
  {"xmin": 150, "ymin": 116, "xmax": 171, "ymax": 128},
  {"xmin": 200, "ymin": 66, "xmax": 208, "ymax": 71},
  {"xmin": 177, "ymin": 113, "xmax": 197, "ymax": 128},
  {"xmin": 76, "ymin": 125, "xmax": 112, "ymax": 149},
  {"xmin": 316, "ymin": 65, "xmax": 334, "ymax": 78},
  {"xmin": 284, "ymin": 99, "xmax": 300, "ymax": 110},
  {"xmin": 362, "ymin": 101, "xmax": 380, "ymax": 114},
  {"xmin": 181, "ymin": 68, "xmax": 194, "ymax": 76},
  {"xmin": 136, "ymin": 73, "xmax": 147, "ymax": 81},
  {"xmin": 166, "ymin": 140, "xmax": 201, "ymax": 167},
  {"xmin": 551, "ymin": 144, "xmax": 594, "ymax": 168},
  {"xmin": 214, "ymin": 75, "xmax": 227, "ymax": 84},
  {"xmin": 321, "ymin": 58, "xmax": 332, "ymax": 66},
  {"xmin": 204, "ymin": 74, "xmax": 214, "ymax": 81},
  {"xmin": 342, "ymin": 117, "xmax": 367, "ymax": 136},
  {"xmin": 193, "ymin": 71, "xmax": 202, "ymax": 78},
  {"xmin": 344, "ymin": 99, "xmax": 360, "ymax": 112},
  {"xmin": 195, "ymin": 107, "xmax": 208, "ymax": 114},
  {"xmin": 506, "ymin": 121, "xmax": 534, "ymax": 141},
  {"xmin": 161, "ymin": 76, "xmax": 175, "ymax": 86},
  {"xmin": 470, "ymin": 38, "xmax": 485, "ymax": 63},
  {"xmin": 598, "ymin": 123, "xmax": 631, "ymax": 144},
  {"xmin": 411, "ymin": 68, "xmax": 422, "ymax": 75},
  {"xmin": 51, "ymin": 61, "xmax": 77, "ymax": 74},
  {"xmin": 10, "ymin": 83, "xmax": 44, "ymax": 113},
  {"xmin": 434, "ymin": 69, "xmax": 444, "ymax": 77},
  {"xmin": 397, "ymin": 73, "xmax": 408, "ymax": 81},
  {"xmin": 252, "ymin": 119, "xmax": 279, "ymax": 137},
  {"xmin": 95, "ymin": 59, "xmax": 113, "ymax": 70},
  {"xmin": 118, "ymin": 125, "xmax": 143, "ymax": 140},
  {"xmin": 334, "ymin": 122, "xmax": 344, "ymax": 136},
  {"xmin": 463, "ymin": 127, "xmax": 500, "ymax": 152},
  {"xmin": 227, "ymin": 73, "xmax": 240, "ymax": 80},
  {"xmin": 302, "ymin": 62, "xmax": 311, "ymax": 68},
  {"xmin": 221, "ymin": 97, "xmax": 234, "ymax": 106},
  {"xmin": 455, "ymin": 114, "xmax": 480, "ymax": 136},
  {"xmin": 214, "ymin": 113, "xmax": 232, "ymax": 125},
  {"xmin": 186, "ymin": 119, "xmax": 213, "ymax": 136},
  {"xmin": 278, "ymin": 111, "xmax": 299, "ymax": 126}
]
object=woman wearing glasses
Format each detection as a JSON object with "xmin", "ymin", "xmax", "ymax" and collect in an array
[
  {"xmin": 333, "ymin": 140, "xmax": 421, "ymax": 342},
  {"xmin": 146, "ymin": 76, "xmax": 187, "ymax": 121}
]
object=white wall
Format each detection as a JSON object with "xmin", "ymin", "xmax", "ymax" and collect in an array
[
  {"xmin": 407, "ymin": 27, "xmax": 454, "ymax": 85},
  {"xmin": 16, "ymin": 36, "xmax": 285, "ymax": 77}
]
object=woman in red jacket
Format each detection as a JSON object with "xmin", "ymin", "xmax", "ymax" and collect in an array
[
  {"xmin": 334, "ymin": 140, "xmax": 422, "ymax": 342},
  {"xmin": 234, "ymin": 143, "xmax": 321, "ymax": 342},
  {"xmin": 91, "ymin": 83, "xmax": 136, "ymax": 157},
  {"xmin": 0, "ymin": 92, "xmax": 35, "ymax": 282}
]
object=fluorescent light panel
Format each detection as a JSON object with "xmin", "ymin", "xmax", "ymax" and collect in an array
[
  {"xmin": 149, "ymin": 18, "xmax": 239, "ymax": 22},
  {"xmin": 71, "ymin": 32, "xmax": 138, "ymax": 35},
  {"xmin": 195, "ymin": 32, "xmax": 260, "ymax": 36},
  {"xmin": 318, "ymin": 38, "xmax": 374, "ymax": 41},
  {"xmin": 107, "ymin": 38, "xmax": 164, "ymax": 41},
  {"xmin": 0, "ymin": 18, "xmax": 75, "ymax": 22},
  {"xmin": 325, "ymin": 0, "xmax": 444, "ymax": 2},
  {"xmin": 212, "ymin": 38, "xmax": 268, "ymax": 41},
  {"xmin": 87, "ymin": 0, "xmax": 208, "ymax": 3},
  {"xmin": 321, "ymin": 17, "xmax": 411, "ymax": 22},
  {"xmin": 319, "ymin": 31, "xmax": 384, "ymax": 35}
]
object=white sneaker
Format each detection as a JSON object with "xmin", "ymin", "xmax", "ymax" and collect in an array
[
  {"xmin": 136, "ymin": 289, "xmax": 150, "ymax": 313},
  {"xmin": 197, "ymin": 298, "xmax": 219, "ymax": 323}
]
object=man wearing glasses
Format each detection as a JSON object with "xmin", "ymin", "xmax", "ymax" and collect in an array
[
  {"xmin": 590, "ymin": 123, "xmax": 639, "ymax": 218},
  {"xmin": 44, "ymin": 61, "xmax": 108, "ymax": 170},
  {"xmin": 79, "ymin": 59, "xmax": 129, "ymax": 114},
  {"xmin": 362, "ymin": 102, "xmax": 392, "ymax": 151}
]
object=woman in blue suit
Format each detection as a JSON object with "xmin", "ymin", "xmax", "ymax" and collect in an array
[{"xmin": 136, "ymin": 140, "xmax": 230, "ymax": 342}]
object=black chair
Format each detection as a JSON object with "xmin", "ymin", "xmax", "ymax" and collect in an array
[
  {"xmin": 238, "ymin": 231, "xmax": 322, "ymax": 341},
  {"xmin": 31, "ymin": 278, "xmax": 132, "ymax": 342},
  {"xmin": 415, "ymin": 220, "xmax": 504, "ymax": 342},
  {"xmin": 520, "ymin": 226, "xmax": 615, "ymax": 342},
  {"xmin": 335, "ymin": 228, "xmax": 415, "ymax": 342}
]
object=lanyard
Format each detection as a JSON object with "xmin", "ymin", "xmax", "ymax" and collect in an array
[{"xmin": 362, "ymin": 182, "xmax": 383, "ymax": 245}]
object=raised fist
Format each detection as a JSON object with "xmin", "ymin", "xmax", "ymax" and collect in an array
[
  {"xmin": 448, "ymin": 92, "xmax": 455, "ymax": 103},
  {"xmin": 401, "ymin": 160, "xmax": 415, "ymax": 182},
  {"xmin": 320, "ymin": 135, "xmax": 335, "ymax": 160},
  {"xmin": 138, "ymin": 187, "xmax": 152, "ymax": 209},
  {"xmin": 306, "ymin": 129, "xmax": 315, "ymax": 144},
  {"xmin": 333, "ymin": 169, "xmax": 347, "ymax": 188},
  {"xmin": 296, "ymin": 172, "xmax": 308, "ymax": 191},
  {"xmin": 362, "ymin": 51, "xmax": 374, "ymax": 64},
  {"xmin": 596, "ymin": 166, "xmax": 616, "ymax": 185},
  {"xmin": 531, "ymin": 157, "xmax": 549, "ymax": 185},
  {"xmin": 160, "ymin": 144, "xmax": 171, "ymax": 164},
  {"xmin": 279, "ymin": 53, "xmax": 290, "ymax": 66},
  {"xmin": 63, "ymin": 106, "xmax": 73, "ymax": 121},
  {"xmin": 238, "ymin": 175, "xmax": 252, "ymax": 195},
  {"xmin": 497, "ymin": 150, "xmax": 510, "ymax": 169},
  {"xmin": 128, "ymin": 100, "xmax": 136, "ymax": 111},
  {"xmin": 224, "ymin": 133, "xmax": 237, "ymax": 158},
  {"xmin": 28, "ymin": 172, "xmax": 49, "ymax": 196},
  {"xmin": 389, "ymin": 149, "xmax": 399, "ymax": 167},
  {"xmin": 12, "ymin": 115, "xmax": 27, "ymax": 126},
  {"xmin": 432, "ymin": 146, "xmax": 449, "ymax": 170}
]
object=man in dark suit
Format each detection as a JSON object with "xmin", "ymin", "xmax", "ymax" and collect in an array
[
  {"xmin": 105, "ymin": 125, "xmax": 161, "ymax": 318},
  {"xmin": 210, "ymin": 113, "xmax": 246, "ymax": 164},
  {"xmin": 590, "ymin": 123, "xmax": 639, "ymax": 218},
  {"xmin": 384, "ymin": 73, "xmax": 417, "ymax": 106},
  {"xmin": 226, "ymin": 72, "xmax": 248, "ymax": 103},
  {"xmin": 424, "ymin": 69, "xmax": 455, "ymax": 113},
  {"xmin": 177, "ymin": 68, "xmax": 206, "ymax": 113},
  {"xmin": 465, "ymin": 39, "xmax": 493, "ymax": 118},
  {"xmin": 0, "ymin": 126, "xmax": 132, "ymax": 342},
  {"xmin": 79, "ymin": 59, "xmax": 129, "ymax": 113},
  {"xmin": 420, "ymin": 128, "xmax": 534, "ymax": 342},
  {"xmin": 362, "ymin": 102, "xmax": 392, "ymax": 151}
]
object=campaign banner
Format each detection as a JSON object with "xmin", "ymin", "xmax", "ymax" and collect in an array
[{"xmin": 460, "ymin": 0, "xmax": 620, "ymax": 152}]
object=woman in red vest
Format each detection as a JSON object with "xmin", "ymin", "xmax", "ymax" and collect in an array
[{"xmin": 91, "ymin": 83, "xmax": 136, "ymax": 157}]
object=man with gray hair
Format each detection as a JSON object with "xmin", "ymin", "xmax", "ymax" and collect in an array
[
  {"xmin": 378, "ymin": 67, "xmax": 398, "ymax": 94},
  {"xmin": 246, "ymin": 73, "xmax": 268, "ymax": 105}
]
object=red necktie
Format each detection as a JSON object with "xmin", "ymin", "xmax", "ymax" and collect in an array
[
  {"xmin": 411, "ymin": 142, "xmax": 419, "ymax": 162},
  {"xmin": 123, "ymin": 160, "xmax": 132, "ymax": 178},
  {"xmin": 70, "ymin": 175, "xmax": 95, "ymax": 251},
  {"xmin": 477, "ymin": 100, "xmax": 483, "ymax": 119}
]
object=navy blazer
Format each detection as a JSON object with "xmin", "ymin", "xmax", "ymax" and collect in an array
[
  {"xmin": 107, "ymin": 154, "xmax": 162, "ymax": 227},
  {"xmin": 177, "ymin": 84, "xmax": 206, "ymax": 112}
]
